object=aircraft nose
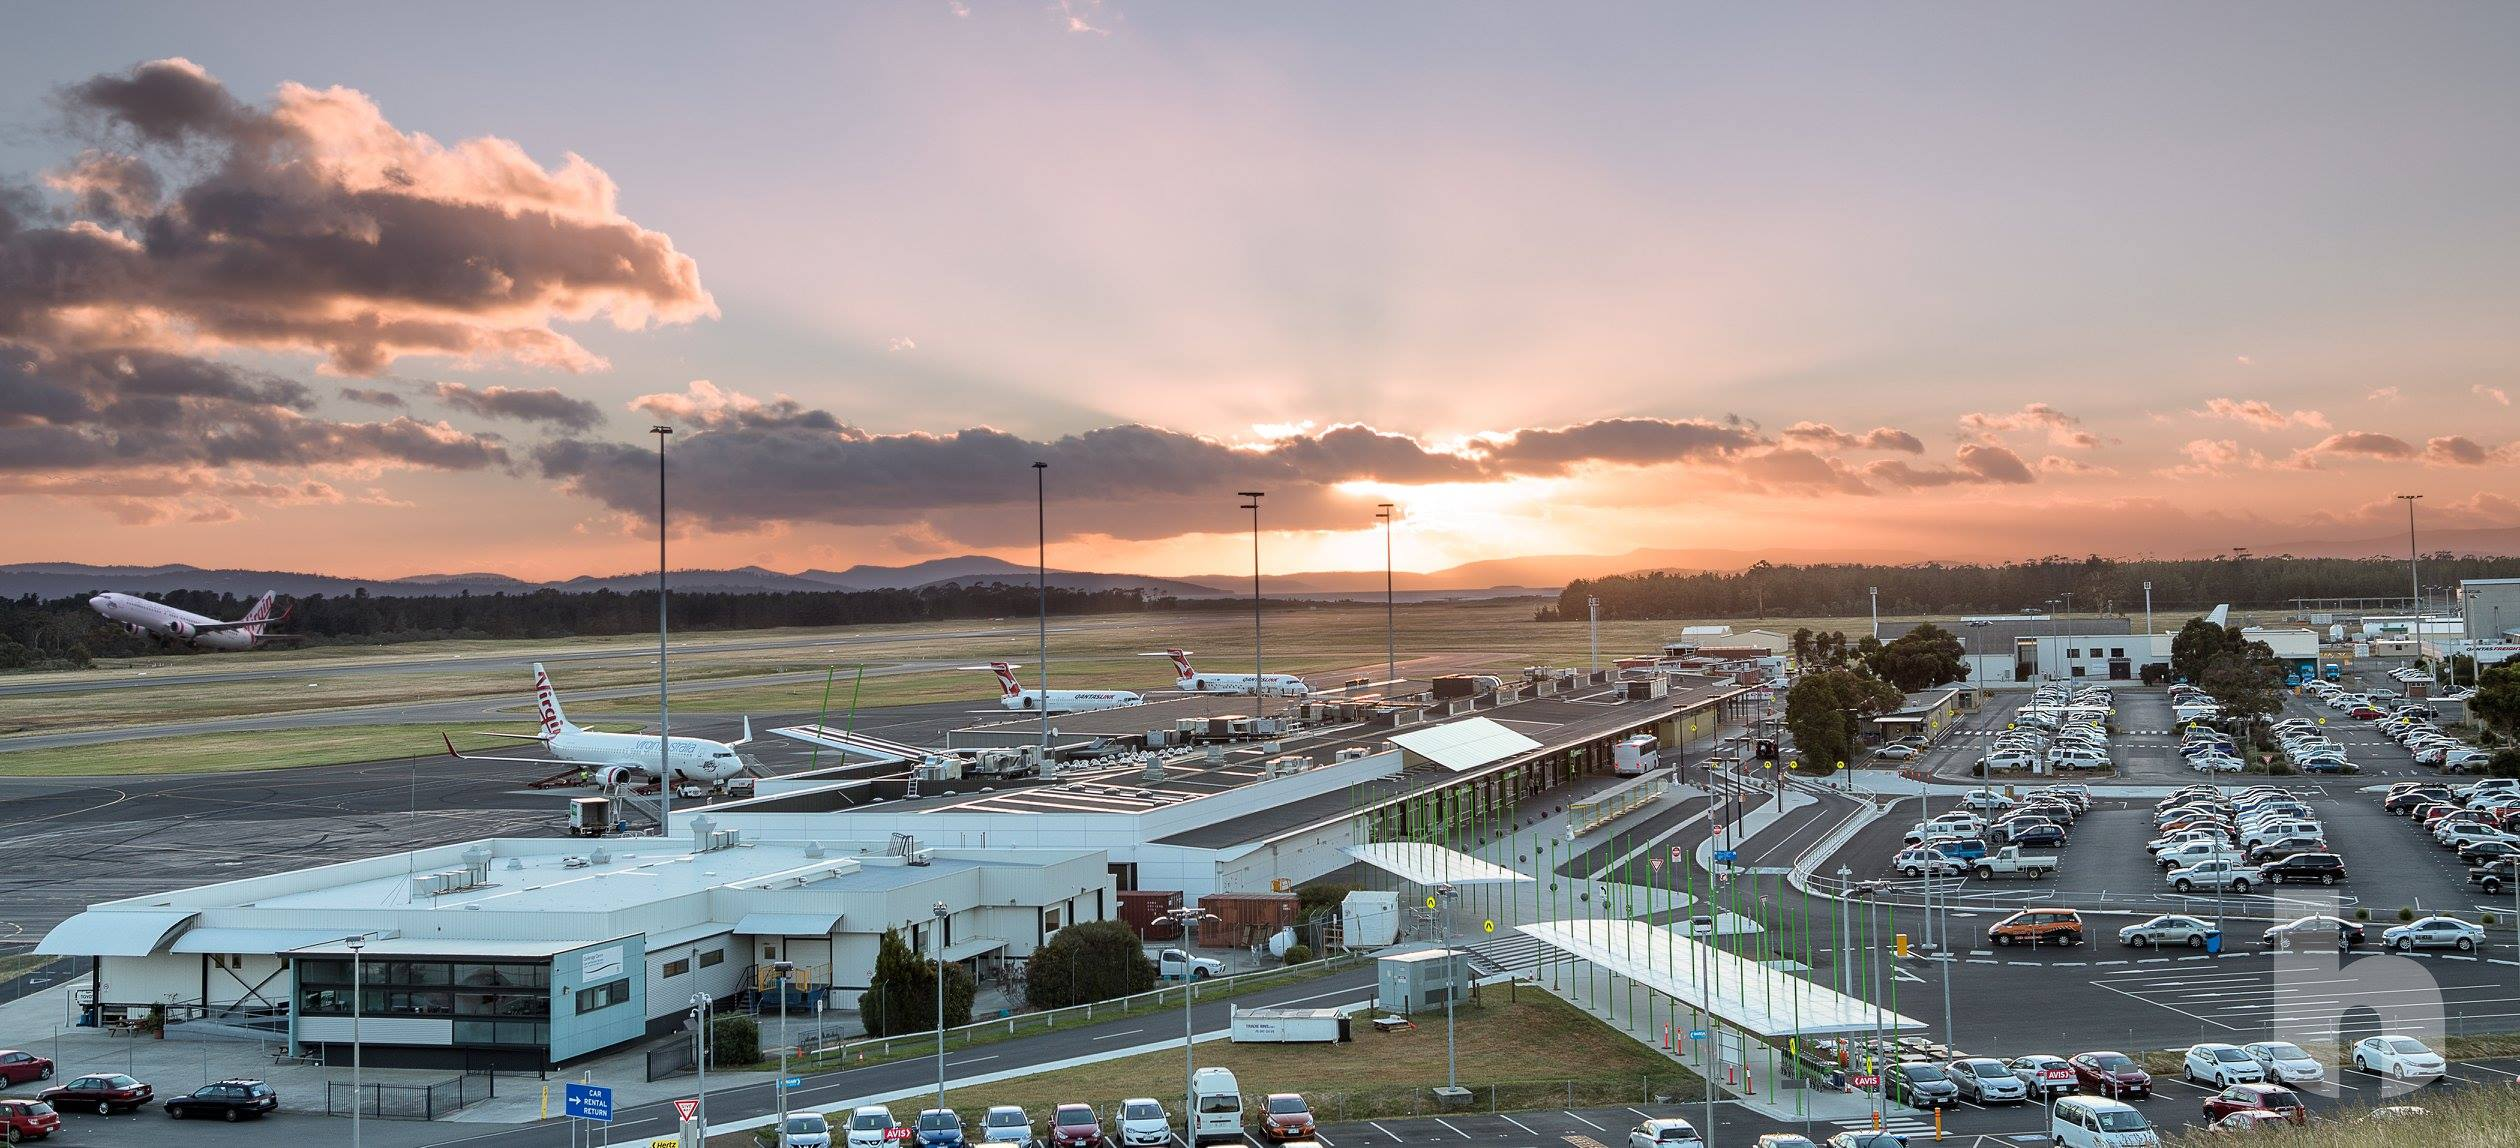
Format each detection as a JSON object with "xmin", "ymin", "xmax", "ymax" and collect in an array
[{"xmin": 89, "ymin": 595, "xmax": 109, "ymax": 610}]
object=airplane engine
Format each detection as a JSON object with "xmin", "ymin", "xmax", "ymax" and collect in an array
[
  {"xmin": 593, "ymin": 765, "xmax": 644, "ymax": 788},
  {"xmin": 165, "ymin": 620, "xmax": 195, "ymax": 641}
]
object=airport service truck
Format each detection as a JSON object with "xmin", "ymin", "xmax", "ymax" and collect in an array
[
  {"xmin": 1973, "ymin": 846, "xmax": 2060, "ymax": 880},
  {"xmin": 565, "ymin": 795, "xmax": 612, "ymax": 838}
]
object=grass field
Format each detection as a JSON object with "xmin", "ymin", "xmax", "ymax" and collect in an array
[{"xmin": 0, "ymin": 723, "xmax": 550, "ymax": 777}]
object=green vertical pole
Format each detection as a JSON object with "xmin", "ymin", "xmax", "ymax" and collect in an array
[
  {"xmin": 843, "ymin": 664, "xmax": 866, "ymax": 734},
  {"xmin": 806, "ymin": 667, "xmax": 837, "ymax": 770}
]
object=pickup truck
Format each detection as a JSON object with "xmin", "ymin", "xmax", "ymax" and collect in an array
[
  {"xmin": 1971, "ymin": 846, "xmax": 2060, "ymax": 880},
  {"xmin": 2471, "ymin": 860, "xmax": 2518, "ymax": 895},
  {"xmin": 1157, "ymin": 948, "xmax": 1224, "ymax": 980}
]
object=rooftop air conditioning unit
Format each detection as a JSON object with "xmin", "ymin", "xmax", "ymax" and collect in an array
[{"xmin": 907, "ymin": 849, "xmax": 934, "ymax": 867}]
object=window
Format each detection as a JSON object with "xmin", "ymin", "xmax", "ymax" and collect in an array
[
  {"xmin": 2065, "ymin": 648, "xmax": 2081, "ymax": 658},
  {"xmin": 1042, "ymin": 906, "xmax": 1063, "ymax": 932},
  {"xmin": 575, "ymin": 978, "xmax": 630, "ymax": 1014},
  {"xmin": 2110, "ymin": 647, "xmax": 2126, "ymax": 658},
  {"xmin": 662, "ymin": 958, "xmax": 691, "ymax": 979},
  {"xmin": 761, "ymin": 945, "xmax": 778, "ymax": 961},
  {"xmin": 698, "ymin": 949, "xmax": 725, "ymax": 969}
]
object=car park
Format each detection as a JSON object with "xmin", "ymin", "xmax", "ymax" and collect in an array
[
  {"xmin": 2183, "ymin": 1044, "xmax": 2265, "ymax": 1087},
  {"xmin": 0, "ymin": 1052, "xmax": 52, "ymax": 1086},
  {"xmin": 2239, "ymin": 1042, "xmax": 2324, "ymax": 1085},
  {"xmin": 1630, "ymin": 1118, "xmax": 1705, "ymax": 1148},
  {"xmin": 2118, "ymin": 915, "xmax": 2218, "ymax": 948},
  {"xmin": 1949, "ymin": 1057, "xmax": 2028, "ymax": 1104},
  {"xmin": 2351, "ymin": 1035, "xmax": 2445, "ymax": 1080},
  {"xmin": 163, "ymin": 1079, "xmax": 277, "ymax": 1122},
  {"xmin": 2380, "ymin": 915, "xmax": 2485, "ymax": 952},
  {"xmin": 983, "ymin": 1107, "xmax": 1035, "ymax": 1148},
  {"xmin": 0, "ymin": 1099, "xmax": 62, "ymax": 1143},
  {"xmin": 2009, "ymin": 1054, "xmax": 2079, "ymax": 1100},
  {"xmin": 2199, "ymin": 1083, "xmax": 2305, "ymax": 1126},
  {"xmin": 38, "ymin": 1073, "xmax": 151, "ymax": 1115},
  {"xmin": 2069, "ymin": 1051, "xmax": 2152, "ymax": 1098},
  {"xmin": 1259, "ymin": 1095, "xmax": 1316, "ymax": 1142}
]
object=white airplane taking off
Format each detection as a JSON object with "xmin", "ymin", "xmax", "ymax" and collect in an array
[
  {"xmin": 979, "ymin": 662, "xmax": 1143, "ymax": 713},
  {"xmin": 1146, "ymin": 648, "xmax": 1311, "ymax": 697},
  {"xmin": 443, "ymin": 663, "xmax": 752, "ymax": 786},
  {"xmin": 88, "ymin": 590, "xmax": 301, "ymax": 651}
]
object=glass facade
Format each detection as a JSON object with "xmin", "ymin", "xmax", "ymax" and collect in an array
[{"xmin": 297, "ymin": 957, "xmax": 552, "ymax": 1048}]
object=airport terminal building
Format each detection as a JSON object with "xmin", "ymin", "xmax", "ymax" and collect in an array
[{"xmin": 39, "ymin": 824, "xmax": 1112, "ymax": 1069}]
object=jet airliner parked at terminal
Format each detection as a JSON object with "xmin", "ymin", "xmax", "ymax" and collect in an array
[
  {"xmin": 1148, "ymin": 648, "xmax": 1311, "ymax": 697},
  {"xmin": 979, "ymin": 662, "xmax": 1143, "ymax": 713},
  {"xmin": 443, "ymin": 663, "xmax": 753, "ymax": 786},
  {"xmin": 86, "ymin": 590, "xmax": 299, "ymax": 650}
]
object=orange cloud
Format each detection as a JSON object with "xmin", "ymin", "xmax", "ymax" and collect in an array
[{"xmin": 2192, "ymin": 397, "xmax": 2328, "ymax": 431}]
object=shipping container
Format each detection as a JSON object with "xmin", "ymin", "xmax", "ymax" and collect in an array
[
  {"xmin": 1117, "ymin": 890, "xmax": 1184, "ymax": 939},
  {"xmin": 1193, "ymin": 892, "xmax": 1299, "ymax": 948}
]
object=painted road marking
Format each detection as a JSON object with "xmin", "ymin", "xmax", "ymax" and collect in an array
[
  {"xmin": 1563, "ymin": 1112, "xmax": 1606, "ymax": 1131},
  {"xmin": 1368, "ymin": 1123, "xmax": 1402, "ymax": 1140},
  {"xmin": 1498, "ymin": 1115, "xmax": 1538, "ymax": 1135},
  {"xmin": 1093, "ymin": 1029, "xmax": 1145, "ymax": 1040},
  {"xmin": 1434, "ymin": 1119, "xmax": 1472, "ymax": 1139}
]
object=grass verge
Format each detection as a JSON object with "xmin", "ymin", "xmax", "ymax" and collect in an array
[{"xmin": 0, "ymin": 723, "xmax": 542, "ymax": 777}]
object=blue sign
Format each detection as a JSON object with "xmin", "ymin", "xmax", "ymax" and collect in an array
[
  {"xmin": 1688, "ymin": 1028, "xmax": 1710, "ymax": 1041},
  {"xmin": 1713, "ymin": 850, "xmax": 1738, "ymax": 864},
  {"xmin": 783, "ymin": 1077, "xmax": 804, "ymax": 1089},
  {"xmin": 563, "ymin": 1082, "xmax": 613, "ymax": 1123}
]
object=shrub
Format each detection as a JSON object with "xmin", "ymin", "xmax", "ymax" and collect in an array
[
  {"xmin": 1024, "ymin": 920, "xmax": 1157, "ymax": 1010},
  {"xmin": 2399, "ymin": 907, "xmax": 2417, "ymax": 922},
  {"xmin": 710, "ymin": 1014, "xmax": 759, "ymax": 1067},
  {"xmin": 2353, "ymin": 907, "xmax": 2370, "ymax": 921},
  {"xmin": 1283, "ymin": 944, "xmax": 1314, "ymax": 965}
]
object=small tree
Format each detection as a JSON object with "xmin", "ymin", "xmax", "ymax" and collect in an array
[
  {"xmin": 858, "ymin": 927, "xmax": 978, "ymax": 1036},
  {"xmin": 1023, "ymin": 920, "xmax": 1156, "ymax": 1010},
  {"xmin": 709, "ymin": 1014, "xmax": 759, "ymax": 1067},
  {"xmin": 1867, "ymin": 624, "xmax": 1968, "ymax": 693},
  {"xmin": 1282, "ymin": 944, "xmax": 1313, "ymax": 965}
]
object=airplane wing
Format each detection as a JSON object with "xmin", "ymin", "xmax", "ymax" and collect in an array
[
  {"xmin": 441, "ymin": 734, "xmax": 624, "ymax": 770},
  {"xmin": 188, "ymin": 618, "xmax": 281, "ymax": 633},
  {"xmin": 469, "ymin": 732, "xmax": 557, "ymax": 743}
]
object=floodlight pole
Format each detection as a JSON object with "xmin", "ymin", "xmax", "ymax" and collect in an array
[
  {"xmin": 1036, "ymin": 462, "xmax": 1050, "ymax": 753},
  {"xmin": 2398, "ymin": 495, "xmax": 2423, "ymax": 618},
  {"xmin": 1868, "ymin": 586, "xmax": 1879, "ymax": 639},
  {"xmin": 1166, "ymin": 907, "xmax": 1216, "ymax": 1124},
  {"xmin": 1239, "ymin": 493, "xmax": 1266, "ymax": 720},
  {"xmin": 2142, "ymin": 581, "xmax": 2154, "ymax": 637},
  {"xmin": 688, "ymin": 993, "xmax": 712, "ymax": 1137},
  {"xmin": 933, "ymin": 901, "xmax": 950, "ymax": 1107},
  {"xmin": 348, "ymin": 934, "xmax": 366, "ymax": 1148},
  {"xmin": 1436, "ymin": 883, "xmax": 1460, "ymax": 1089},
  {"xmin": 652, "ymin": 425, "xmax": 673, "ymax": 834},
  {"xmin": 1377, "ymin": 504, "xmax": 1397, "ymax": 687}
]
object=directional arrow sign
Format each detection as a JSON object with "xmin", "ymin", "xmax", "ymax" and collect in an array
[{"xmin": 1688, "ymin": 1028, "xmax": 1709, "ymax": 1041}]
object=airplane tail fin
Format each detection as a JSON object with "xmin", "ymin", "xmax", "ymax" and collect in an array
[
  {"xmin": 243, "ymin": 591, "xmax": 277, "ymax": 623},
  {"xmin": 988, "ymin": 662, "xmax": 1024, "ymax": 698},
  {"xmin": 731, "ymin": 715, "xmax": 754, "ymax": 747},
  {"xmin": 532, "ymin": 662, "xmax": 581, "ymax": 736},
  {"xmin": 1165, "ymin": 647, "xmax": 1196, "ymax": 679}
]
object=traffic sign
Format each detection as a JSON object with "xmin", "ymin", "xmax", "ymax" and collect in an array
[
  {"xmin": 1670, "ymin": 845, "xmax": 1682, "ymax": 862},
  {"xmin": 1650, "ymin": 857, "xmax": 1664, "ymax": 872},
  {"xmin": 1687, "ymin": 1028, "xmax": 1709, "ymax": 1041},
  {"xmin": 563, "ymin": 1083, "xmax": 614, "ymax": 1123},
  {"xmin": 1482, "ymin": 919, "xmax": 1496, "ymax": 934},
  {"xmin": 673, "ymin": 1098, "xmax": 700, "ymax": 1123},
  {"xmin": 1425, "ymin": 895, "xmax": 1438, "ymax": 910},
  {"xmin": 1713, "ymin": 849, "xmax": 1738, "ymax": 863},
  {"xmin": 783, "ymin": 1076, "xmax": 804, "ymax": 1089},
  {"xmin": 1851, "ymin": 1074, "xmax": 1881, "ymax": 1088}
]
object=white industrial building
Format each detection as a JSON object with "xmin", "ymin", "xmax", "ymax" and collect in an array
[{"xmin": 38, "ymin": 822, "xmax": 1113, "ymax": 1069}]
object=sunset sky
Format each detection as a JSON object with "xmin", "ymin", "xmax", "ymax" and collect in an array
[{"xmin": 4, "ymin": 3, "xmax": 2516, "ymax": 581}]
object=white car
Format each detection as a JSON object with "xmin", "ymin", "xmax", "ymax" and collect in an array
[
  {"xmin": 2119, "ymin": 915, "xmax": 2219, "ymax": 949},
  {"xmin": 1962, "ymin": 789, "xmax": 2015, "ymax": 812},
  {"xmin": 847, "ymin": 1108, "xmax": 899, "ymax": 1148},
  {"xmin": 2183, "ymin": 1043, "xmax": 2265, "ymax": 1086},
  {"xmin": 2352, "ymin": 1035, "xmax": 2446, "ymax": 1081},
  {"xmin": 1904, "ymin": 823, "xmax": 1975, "ymax": 846},
  {"xmin": 2167, "ymin": 860, "xmax": 2260, "ymax": 893},
  {"xmin": 1117, "ymin": 1099, "xmax": 1171, "ymax": 1147},
  {"xmin": 1876, "ymin": 744, "xmax": 1921, "ymax": 760},
  {"xmin": 1158, "ymin": 948, "xmax": 1224, "ymax": 980},
  {"xmin": 2155, "ymin": 842, "xmax": 2244, "ymax": 871},
  {"xmin": 2190, "ymin": 755, "xmax": 2245, "ymax": 774},
  {"xmin": 1894, "ymin": 847, "xmax": 1966, "ymax": 879},
  {"xmin": 1628, "ymin": 1118, "xmax": 1703, "ymax": 1148},
  {"xmin": 781, "ymin": 1113, "xmax": 834, "ymax": 1148},
  {"xmin": 2241, "ymin": 1041, "xmax": 2324, "ymax": 1085},
  {"xmin": 2380, "ymin": 916, "xmax": 2486, "ymax": 952}
]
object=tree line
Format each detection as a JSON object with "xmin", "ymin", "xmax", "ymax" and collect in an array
[
  {"xmin": 0, "ymin": 582, "xmax": 1188, "ymax": 671},
  {"xmin": 1557, "ymin": 554, "xmax": 2520, "ymax": 620}
]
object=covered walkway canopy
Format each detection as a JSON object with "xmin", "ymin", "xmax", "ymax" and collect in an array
[
  {"xmin": 1518, "ymin": 918, "xmax": 1923, "ymax": 1038},
  {"xmin": 1389, "ymin": 717, "xmax": 1543, "ymax": 773},
  {"xmin": 1341, "ymin": 841, "xmax": 1531, "ymax": 886}
]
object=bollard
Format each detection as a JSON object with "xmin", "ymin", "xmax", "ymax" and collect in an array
[{"xmin": 1934, "ymin": 1108, "xmax": 1943, "ymax": 1140}]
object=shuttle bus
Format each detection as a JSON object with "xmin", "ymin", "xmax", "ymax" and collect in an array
[{"xmin": 1613, "ymin": 734, "xmax": 1660, "ymax": 777}]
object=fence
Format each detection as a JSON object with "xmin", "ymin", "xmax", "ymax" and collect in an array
[
  {"xmin": 1800, "ymin": 867, "xmax": 2362, "ymax": 923},
  {"xmin": 1569, "ymin": 777, "xmax": 1669, "ymax": 838},
  {"xmin": 782, "ymin": 952, "xmax": 1369, "ymax": 1074},
  {"xmin": 323, "ymin": 1072, "xmax": 494, "ymax": 1119},
  {"xmin": 0, "ymin": 955, "xmax": 87, "ymax": 1010}
]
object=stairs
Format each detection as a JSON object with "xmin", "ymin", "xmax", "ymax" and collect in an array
[{"xmin": 1466, "ymin": 932, "xmax": 1551, "ymax": 978}]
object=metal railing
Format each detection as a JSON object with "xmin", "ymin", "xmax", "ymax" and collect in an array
[
  {"xmin": 784, "ymin": 952, "xmax": 1368, "ymax": 1072},
  {"xmin": 1801, "ymin": 868, "xmax": 2362, "ymax": 923},
  {"xmin": 1569, "ymin": 777, "xmax": 1670, "ymax": 838},
  {"xmin": 323, "ymin": 1072, "xmax": 494, "ymax": 1119}
]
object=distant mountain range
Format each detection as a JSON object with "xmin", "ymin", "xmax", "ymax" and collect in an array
[{"xmin": 2198, "ymin": 526, "xmax": 2520, "ymax": 561}]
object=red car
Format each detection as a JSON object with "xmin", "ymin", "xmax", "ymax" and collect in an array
[
  {"xmin": 2202, "ymin": 1083, "xmax": 2305, "ymax": 1125},
  {"xmin": 38, "ymin": 1072, "xmax": 152, "ymax": 1114},
  {"xmin": 2070, "ymin": 1051, "xmax": 2152, "ymax": 1098},
  {"xmin": 1051, "ymin": 1104, "xmax": 1106, "ymax": 1148},
  {"xmin": 0, "ymin": 1098, "xmax": 63, "ymax": 1141},
  {"xmin": 2349, "ymin": 707, "xmax": 2385, "ymax": 720},
  {"xmin": 0, "ymin": 1051, "xmax": 52, "ymax": 1086},
  {"xmin": 1260, "ymin": 1094, "xmax": 1316, "ymax": 1141}
]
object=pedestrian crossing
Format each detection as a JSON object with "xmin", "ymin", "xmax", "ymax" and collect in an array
[{"xmin": 1830, "ymin": 1115, "xmax": 1937, "ymax": 1136}]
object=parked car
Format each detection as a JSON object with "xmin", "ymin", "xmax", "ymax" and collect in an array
[
  {"xmin": 38, "ymin": 1073, "xmax": 152, "ymax": 1115},
  {"xmin": 2262, "ymin": 915, "xmax": 2364, "ymax": 950},
  {"xmin": 1949, "ymin": 1057, "xmax": 2028, "ymax": 1104},
  {"xmin": 2069, "ymin": 1051, "xmax": 2152, "ymax": 1098},
  {"xmin": 983, "ymin": 1106, "xmax": 1035, "ymax": 1148},
  {"xmin": 919, "ymin": 1108, "xmax": 969, "ymax": 1148},
  {"xmin": 1893, "ymin": 847, "xmax": 1965, "ymax": 879},
  {"xmin": 2257, "ymin": 853, "xmax": 2346, "ymax": 885},
  {"xmin": 1989, "ymin": 908, "xmax": 2085, "ymax": 947},
  {"xmin": 164, "ymin": 1079, "xmax": 277, "ymax": 1122},
  {"xmin": 2381, "ymin": 916, "xmax": 2485, "ymax": 952},
  {"xmin": 1876, "ymin": 745, "xmax": 1920, "ymax": 760},
  {"xmin": 2239, "ymin": 1042, "xmax": 2324, "ymax": 1085},
  {"xmin": 2168, "ymin": 860, "xmax": 2260, "ymax": 893},
  {"xmin": 0, "ymin": 1051, "xmax": 52, "ymax": 1087},
  {"xmin": 1158, "ymin": 949, "xmax": 1224, "ymax": 980},
  {"xmin": 1884, "ymin": 1063, "xmax": 1960, "ymax": 1110},
  {"xmin": 0, "ymin": 1099, "xmax": 63, "ymax": 1143},
  {"xmin": 851, "ymin": 1107, "xmax": 903, "ymax": 1148},
  {"xmin": 2471, "ymin": 859, "xmax": 2519, "ymax": 895},
  {"xmin": 2200, "ymin": 1084, "xmax": 2305, "ymax": 1126},
  {"xmin": 1259, "ymin": 1095, "xmax": 1316, "ymax": 1142},
  {"xmin": 2351, "ymin": 1035, "xmax": 2446, "ymax": 1081},
  {"xmin": 1051, "ymin": 1105, "xmax": 1105, "ymax": 1148},
  {"xmin": 2008, "ymin": 1054, "xmax": 2079, "ymax": 1101},
  {"xmin": 2119, "ymin": 915, "xmax": 2219, "ymax": 949},
  {"xmin": 1117, "ymin": 1100, "xmax": 1169, "ymax": 1147},
  {"xmin": 1629, "ymin": 1118, "xmax": 1705, "ymax": 1148},
  {"xmin": 2003, "ymin": 823, "xmax": 2069, "ymax": 848},
  {"xmin": 2183, "ymin": 1044, "xmax": 2265, "ymax": 1087},
  {"xmin": 780, "ymin": 1113, "xmax": 835, "ymax": 1148}
]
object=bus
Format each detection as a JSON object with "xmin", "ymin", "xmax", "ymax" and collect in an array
[{"xmin": 1613, "ymin": 734, "xmax": 1660, "ymax": 777}]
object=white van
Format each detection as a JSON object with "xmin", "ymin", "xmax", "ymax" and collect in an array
[
  {"xmin": 2051, "ymin": 1096, "xmax": 2158, "ymax": 1148},
  {"xmin": 1189, "ymin": 1067, "xmax": 1242, "ymax": 1146}
]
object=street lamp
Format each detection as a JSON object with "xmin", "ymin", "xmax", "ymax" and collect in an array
[
  {"xmin": 2398, "ymin": 494, "xmax": 2423, "ymax": 616},
  {"xmin": 1868, "ymin": 586, "xmax": 1879, "ymax": 639},
  {"xmin": 1036, "ymin": 462, "xmax": 1051, "ymax": 754},
  {"xmin": 1163, "ymin": 906, "xmax": 1221, "ymax": 1124},
  {"xmin": 772, "ymin": 960, "xmax": 795, "ymax": 1138},
  {"xmin": 347, "ymin": 934, "xmax": 367, "ymax": 1148},
  {"xmin": 1376, "ymin": 503, "xmax": 1397, "ymax": 688},
  {"xmin": 652, "ymin": 424, "xmax": 673, "ymax": 833},
  {"xmin": 1238, "ymin": 492, "xmax": 1266, "ymax": 720},
  {"xmin": 1434, "ymin": 883, "xmax": 1461, "ymax": 1091},
  {"xmin": 688, "ymin": 992, "xmax": 713, "ymax": 1138},
  {"xmin": 933, "ymin": 901, "xmax": 951, "ymax": 1107}
]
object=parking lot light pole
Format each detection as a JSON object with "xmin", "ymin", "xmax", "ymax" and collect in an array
[
  {"xmin": 933, "ymin": 901, "xmax": 950, "ymax": 1107},
  {"xmin": 652, "ymin": 424, "xmax": 672, "ymax": 834},
  {"xmin": 1436, "ymin": 883, "xmax": 1461, "ymax": 1090},
  {"xmin": 688, "ymin": 992, "xmax": 712, "ymax": 1137},
  {"xmin": 773, "ymin": 960, "xmax": 794, "ymax": 1138},
  {"xmin": 348, "ymin": 934, "xmax": 366, "ymax": 1148},
  {"xmin": 1377, "ymin": 504, "xmax": 1397, "ymax": 687},
  {"xmin": 1165, "ymin": 907, "xmax": 1218, "ymax": 1124},
  {"xmin": 1238, "ymin": 492, "xmax": 1266, "ymax": 721}
]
